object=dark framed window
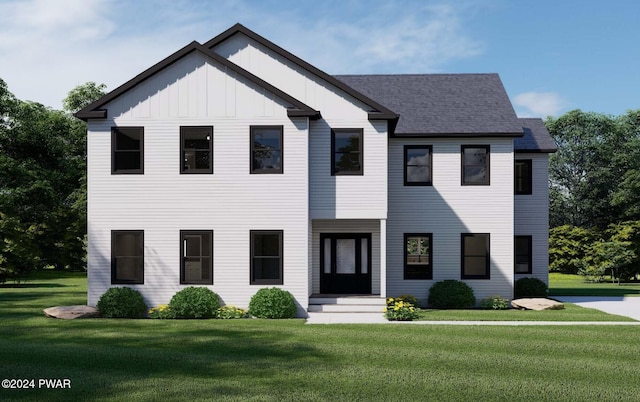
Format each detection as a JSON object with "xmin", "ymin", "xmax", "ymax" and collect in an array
[
  {"xmin": 250, "ymin": 230, "xmax": 283, "ymax": 285},
  {"xmin": 404, "ymin": 145, "xmax": 432, "ymax": 186},
  {"xmin": 461, "ymin": 233, "xmax": 490, "ymax": 279},
  {"xmin": 112, "ymin": 127, "xmax": 144, "ymax": 174},
  {"xmin": 180, "ymin": 231, "xmax": 213, "ymax": 284},
  {"xmin": 111, "ymin": 230, "xmax": 144, "ymax": 284},
  {"xmin": 515, "ymin": 159, "xmax": 532, "ymax": 195},
  {"xmin": 515, "ymin": 235, "xmax": 533, "ymax": 274},
  {"xmin": 251, "ymin": 126, "xmax": 283, "ymax": 174},
  {"xmin": 461, "ymin": 145, "xmax": 489, "ymax": 185},
  {"xmin": 404, "ymin": 234, "xmax": 433, "ymax": 279},
  {"xmin": 331, "ymin": 129, "xmax": 363, "ymax": 175},
  {"xmin": 181, "ymin": 126, "xmax": 213, "ymax": 174}
]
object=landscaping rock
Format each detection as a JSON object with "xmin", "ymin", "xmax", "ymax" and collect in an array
[
  {"xmin": 44, "ymin": 305, "xmax": 100, "ymax": 319},
  {"xmin": 511, "ymin": 298, "xmax": 564, "ymax": 311}
]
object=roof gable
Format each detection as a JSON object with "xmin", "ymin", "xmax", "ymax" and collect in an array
[{"xmin": 75, "ymin": 41, "xmax": 319, "ymax": 121}]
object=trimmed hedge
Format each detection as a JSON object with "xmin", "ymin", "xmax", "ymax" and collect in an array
[
  {"xmin": 96, "ymin": 287, "xmax": 147, "ymax": 318},
  {"xmin": 514, "ymin": 277, "xmax": 548, "ymax": 298},
  {"xmin": 428, "ymin": 280, "xmax": 476, "ymax": 309},
  {"xmin": 248, "ymin": 288, "xmax": 297, "ymax": 319},
  {"xmin": 168, "ymin": 287, "xmax": 220, "ymax": 319}
]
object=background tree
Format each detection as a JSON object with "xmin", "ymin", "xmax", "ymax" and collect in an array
[{"xmin": 63, "ymin": 82, "xmax": 106, "ymax": 114}]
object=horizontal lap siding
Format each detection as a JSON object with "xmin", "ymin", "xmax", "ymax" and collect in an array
[
  {"xmin": 387, "ymin": 138, "xmax": 515, "ymax": 303},
  {"xmin": 87, "ymin": 53, "xmax": 309, "ymax": 312},
  {"xmin": 515, "ymin": 153, "xmax": 550, "ymax": 285}
]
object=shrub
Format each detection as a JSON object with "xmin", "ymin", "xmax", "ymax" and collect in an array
[
  {"xmin": 394, "ymin": 294, "xmax": 418, "ymax": 306},
  {"xmin": 480, "ymin": 295, "xmax": 510, "ymax": 310},
  {"xmin": 148, "ymin": 304, "xmax": 173, "ymax": 319},
  {"xmin": 248, "ymin": 288, "xmax": 297, "ymax": 319},
  {"xmin": 514, "ymin": 277, "xmax": 548, "ymax": 298},
  {"xmin": 168, "ymin": 287, "xmax": 220, "ymax": 319},
  {"xmin": 96, "ymin": 287, "xmax": 147, "ymax": 318},
  {"xmin": 427, "ymin": 280, "xmax": 476, "ymax": 309},
  {"xmin": 216, "ymin": 305, "xmax": 249, "ymax": 319},
  {"xmin": 385, "ymin": 297, "xmax": 419, "ymax": 321}
]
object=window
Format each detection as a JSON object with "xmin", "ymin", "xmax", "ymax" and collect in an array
[
  {"xmin": 181, "ymin": 126, "xmax": 212, "ymax": 174},
  {"xmin": 461, "ymin": 233, "xmax": 490, "ymax": 279},
  {"xmin": 180, "ymin": 231, "xmax": 213, "ymax": 284},
  {"xmin": 251, "ymin": 126, "xmax": 283, "ymax": 173},
  {"xmin": 332, "ymin": 129, "xmax": 363, "ymax": 175},
  {"xmin": 250, "ymin": 231, "xmax": 283, "ymax": 284},
  {"xmin": 515, "ymin": 236, "xmax": 532, "ymax": 274},
  {"xmin": 404, "ymin": 234, "xmax": 433, "ymax": 279},
  {"xmin": 515, "ymin": 159, "xmax": 532, "ymax": 195},
  {"xmin": 404, "ymin": 146, "xmax": 432, "ymax": 186},
  {"xmin": 461, "ymin": 145, "xmax": 489, "ymax": 185},
  {"xmin": 111, "ymin": 231, "xmax": 144, "ymax": 284},
  {"xmin": 112, "ymin": 127, "xmax": 143, "ymax": 174}
]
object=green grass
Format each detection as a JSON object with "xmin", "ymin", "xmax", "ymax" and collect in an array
[
  {"xmin": 2, "ymin": 272, "xmax": 640, "ymax": 401},
  {"xmin": 549, "ymin": 273, "xmax": 640, "ymax": 296}
]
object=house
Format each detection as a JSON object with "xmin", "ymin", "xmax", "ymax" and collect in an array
[{"xmin": 76, "ymin": 23, "xmax": 556, "ymax": 315}]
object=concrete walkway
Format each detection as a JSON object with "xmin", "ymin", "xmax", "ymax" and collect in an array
[{"xmin": 306, "ymin": 297, "xmax": 640, "ymax": 325}]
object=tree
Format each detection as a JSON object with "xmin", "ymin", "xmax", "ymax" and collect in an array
[{"xmin": 63, "ymin": 82, "xmax": 106, "ymax": 113}]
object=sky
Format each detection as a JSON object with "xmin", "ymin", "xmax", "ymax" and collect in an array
[{"xmin": 0, "ymin": 0, "xmax": 638, "ymax": 118}]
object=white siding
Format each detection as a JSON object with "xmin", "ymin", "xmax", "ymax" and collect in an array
[
  {"xmin": 515, "ymin": 153, "xmax": 550, "ymax": 285},
  {"xmin": 87, "ymin": 53, "xmax": 310, "ymax": 314},
  {"xmin": 311, "ymin": 220, "xmax": 382, "ymax": 295},
  {"xmin": 387, "ymin": 138, "xmax": 515, "ymax": 303}
]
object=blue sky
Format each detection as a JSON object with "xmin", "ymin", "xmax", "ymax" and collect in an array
[{"xmin": 1, "ymin": 0, "xmax": 638, "ymax": 118}]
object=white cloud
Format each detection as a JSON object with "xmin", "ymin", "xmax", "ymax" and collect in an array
[{"xmin": 513, "ymin": 91, "xmax": 567, "ymax": 118}]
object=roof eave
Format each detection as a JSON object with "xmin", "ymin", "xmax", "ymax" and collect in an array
[{"xmin": 391, "ymin": 131, "xmax": 525, "ymax": 138}]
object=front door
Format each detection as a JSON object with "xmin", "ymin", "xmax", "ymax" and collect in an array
[{"xmin": 320, "ymin": 233, "xmax": 371, "ymax": 294}]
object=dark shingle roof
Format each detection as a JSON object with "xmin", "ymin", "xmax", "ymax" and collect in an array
[
  {"xmin": 516, "ymin": 118, "xmax": 557, "ymax": 153},
  {"xmin": 335, "ymin": 74, "xmax": 524, "ymax": 136}
]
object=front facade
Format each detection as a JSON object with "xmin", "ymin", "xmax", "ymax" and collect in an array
[{"xmin": 78, "ymin": 24, "xmax": 556, "ymax": 314}]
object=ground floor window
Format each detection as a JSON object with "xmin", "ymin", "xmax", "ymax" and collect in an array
[
  {"xmin": 461, "ymin": 233, "xmax": 490, "ymax": 279},
  {"xmin": 181, "ymin": 231, "xmax": 213, "ymax": 284},
  {"xmin": 250, "ymin": 230, "xmax": 283, "ymax": 285},
  {"xmin": 404, "ymin": 234, "xmax": 432, "ymax": 279},
  {"xmin": 515, "ymin": 235, "xmax": 532, "ymax": 274},
  {"xmin": 111, "ymin": 230, "xmax": 144, "ymax": 284}
]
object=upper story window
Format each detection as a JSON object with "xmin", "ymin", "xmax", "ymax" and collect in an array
[
  {"xmin": 112, "ymin": 127, "xmax": 143, "ymax": 174},
  {"xmin": 461, "ymin": 233, "xmax": 490, "ymax": 279},
  {"xmin": 251, "ymin": 126, "xmax": 283, "ymax": 174},
  {"xmin": 111, "ymin": 230, "xmax": 144, "ymax": 284},
  {"xmin": 404, "ymin": 145, "xmax": 432, "ymax": 186},
  {"xmin": 515, "ymin": 159, "xmax": 532, "ymax": 195},
  {"xmin": 461, "ymin": 145, "xmax": 489, "ymax": 185},
  {"xmin": 181, "ymin": 126, "xmax": 213, "ymax": 174},
  {"xmin": 405, "ymin": 234, "xmax": 433, "ymax": 279},
  {"xmin": 332, "ymin": 129, "xmax": 363, "ymax": 175}
]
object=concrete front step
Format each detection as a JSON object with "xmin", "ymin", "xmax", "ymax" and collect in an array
[
  {"xmin": 308, "ymin": 304, "xmax": 385, "ymax": 313},
  {"xmin": 308, "ymin": 295, "xmax": 386, "ymax": 313}
]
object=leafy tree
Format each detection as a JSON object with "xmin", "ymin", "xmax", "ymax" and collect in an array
[
  {"xmin": 63, "ymin": 82, "xmax": 106, "ymax": 113},
  {"xmin": 549, "ymin": 225, "xmax": 599, "ymax": 274},
  {"xmin": 607, "ymin": 221, "xmax": 640, "ymax": 281},
  {"xmin": 581, "ymin": 241, "xmax": 635, "ymax": 283}
]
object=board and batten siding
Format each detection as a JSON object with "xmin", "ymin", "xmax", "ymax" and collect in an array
[
  {"xmin": 87, "ymin": 52, "xmax": 310, "ymax": 313},
  {"xmin": 515, "ymin": 153, "xmax": 550, "ymax": 284},
  {"xmin": 387, "ymin": 138, "xmax": 515, "ymax": 302}
]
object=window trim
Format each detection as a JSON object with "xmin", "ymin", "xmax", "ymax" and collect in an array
[
  {"xmin": 404, "ymin": 145, "xmax": 433, "ymax": 186},
  {"xmin": 111, "ymin": 230, "xmax": 144, "ymax": 284},
  {"xmin": 180, "ymin": 230, "xmax": 213, "ymax": 285},
  {"xmin": 111, "ymin": 127, "xmax": 144, "ymax": 174},
  {"xmin": 250, "ymin": 125, "xmax": 283, "ymax": 174},
  {"xmin": 515, "ymin": 159, "xmax": 533, "ymax": 195},
  {"xmin": 514, "ymin": 235, "xmax": 533, "ymax": 274},
  {"xmin": 404, "ymin": 233, "xmax": 433, "ymax": 280},
  {"xmin": 331, "ymin": 128, "xmax": 363, "ymax": 176},
  {"xmin": 250, "ymin": 230, "xmax": 283, "ymax": 285},
  {"xmin": 461, "ymin": 145, "xmax": 490, "ymax": 185},
  {"xmin": 461, "ymin": 233, "xmax": 490, "ymax": 280},
  {"xmin": 180, "ymin": 126, "xmax": 213, "ymax": 174}
]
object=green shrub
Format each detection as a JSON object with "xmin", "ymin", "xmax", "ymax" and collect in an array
[
  {"xmin": 216, "ymin": 305, "xmax": 249, "ymax": 319},
  {"xmin": 248, "ymin": 288, "xmax": 297, "ymax": 319},
  {"xmin": 148, "ymin": 304, "xmax": 173, "ymax": 319},
  {"xmin": 427, "ymin": 280, "xmax": 476, "ymax": 309},
  {"xmin": 480, "ymin": 295, "xmax": 510, "ymax": 310},
  {"xmin": 385, "ymin": 297, "xmax": 419, "ymax": 321},
  {"xmin": 514, "ymin": 277, "xmax": 548, "ymax": 298},
  {"xmin": 96, "ymin": 287, "xmax": 147, "ymax": 318},
  {"xmin": 168, "ymin": 287, "xmax": 220, "ymax": 319},
  {"xmin": 394, "ymin": 294, "xmax": 418, "ymax": 306}
]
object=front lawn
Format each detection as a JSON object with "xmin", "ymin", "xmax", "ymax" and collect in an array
[
  {"xmin": 549, "ymin": 273, "xmax": 640, "ymax": 297},
  {"xmin": 2, "ymin": 272, "xmax": 640, "ymax": 401}
]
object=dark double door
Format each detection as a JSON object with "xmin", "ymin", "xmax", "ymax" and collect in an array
[{"xmin": 320, "ymin": 233, "xmax": 371, "ymax": 294}]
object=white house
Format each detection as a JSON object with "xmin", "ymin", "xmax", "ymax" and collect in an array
[{"xmin": 77, "ymin": 24, "xmax": 556, "ymax": 315}]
